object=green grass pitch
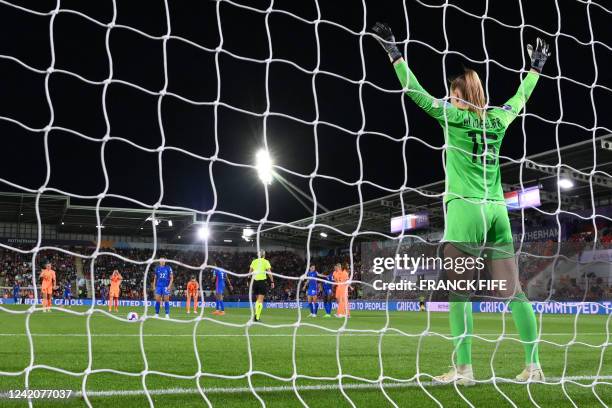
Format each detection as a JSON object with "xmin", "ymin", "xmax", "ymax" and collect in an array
[{"xmin": 0, "ymin": 305, "xmax": 610, "ymax": 407}]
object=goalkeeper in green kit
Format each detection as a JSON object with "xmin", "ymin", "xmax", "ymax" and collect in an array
[{"xmin": 373, "ymin": 22, "xmax": 551, "ymax": 385}]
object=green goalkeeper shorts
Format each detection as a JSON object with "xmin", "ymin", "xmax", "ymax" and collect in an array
[{"xmin": 444, "ymin": 198, "xmax": 514, "ymax": 259}]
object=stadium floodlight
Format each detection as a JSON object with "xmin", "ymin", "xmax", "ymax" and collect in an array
[
  {"xmin": 256, "ymin": 149, "xmax": 273, "ymax": 185},
  {"xmin": 223, "ymin": 239, "xmax": 232, "ymax": 243},
  {"xmin": 198, "ymin": 226, "xmax": 210, "ymax": 240},
  {"xmin": 320, "ymin": 232, "xmax": 328, "ymax": 238},
  {"xmin": 167, "ymin": 220, "xmax": 173, "ymax": 227},
  {"xmin": 559, "ymin": 178, "xmax": 574, "ymax": 189},
  {"xmin": 243, "ymin": 227, "xmax": 254, "ymax": 238}
]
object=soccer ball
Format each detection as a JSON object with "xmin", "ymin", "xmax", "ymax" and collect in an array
[{"xmin": 127, "ymin": 311, "xmax": 139, "ymax": 322}]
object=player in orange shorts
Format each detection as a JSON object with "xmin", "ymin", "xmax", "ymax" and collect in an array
[
  {"xmin": 108, "ymin": 269, "xmax": 122, "ymax": 312},
  {"xmin": 40, "ymin": 262, "xmax": 57, "ymax": 312},
  {"xmin": 185, "ymin": 276, "xmax": 199, "ymax": 314},
  {"xmin": 333, "ymin": 263, "xmax": 353, "ymax": 318}
]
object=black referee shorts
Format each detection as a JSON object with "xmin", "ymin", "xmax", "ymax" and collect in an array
[{"xmin": 252, "ymin": 279, "xmax": 268, "ymax": 296}]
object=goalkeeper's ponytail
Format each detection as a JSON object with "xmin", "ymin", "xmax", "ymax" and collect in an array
[{"xmin": 450, "ymin": 69, "xmax": 486, "ymax": 119}]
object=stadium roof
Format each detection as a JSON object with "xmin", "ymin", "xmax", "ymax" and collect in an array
[
  {"xmin": 0, "ymin": 192, "xmax": 255, "ymax": 244},
  {"xmin": 2, "ymin": 134, "xmax": 611, "ymax": 248},
  {"xmin": 263, "ymin": 133, "xmax": 612, "ymax": 245}
]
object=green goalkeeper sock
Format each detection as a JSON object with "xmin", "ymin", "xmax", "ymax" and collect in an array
[
  {"xmin": 449, "ymin": 299, "xmax": 473, "ymax": 366},
  {"xmin": 509, "ymin": 293, "xmax": 540, "ymax": 365},
  {"xmin": 255, "ymin": 302, "xmax": 263, "ymax": 320}
]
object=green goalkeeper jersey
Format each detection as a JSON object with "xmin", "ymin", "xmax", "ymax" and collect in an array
[{"xmin": 393, "ymin": 61, "xmax": 539, "ymax": 202}]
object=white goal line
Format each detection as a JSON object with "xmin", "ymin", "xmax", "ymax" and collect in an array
[
  {"xmin": 0, "ymin": 332, "xmax": 607, "ymax": 338},
  {"xmin": 54, "ymin": 375, "xmax": 611, "ymax": 398}
]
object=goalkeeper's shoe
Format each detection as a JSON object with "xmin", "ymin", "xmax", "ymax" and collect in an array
[
  {"xmin": 433, "ymin": 367, "xmax": 475, "ymax": 386},
  {"xmin": 515, "ymin": 367, "xmax": 545, "ymax": 382}
]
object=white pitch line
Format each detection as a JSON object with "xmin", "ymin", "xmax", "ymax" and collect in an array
[
  {"xmin": 0, "ymin": 332, "xmax": 607, "ymax": 338},
  {"xmin": 37, "ymin": 375, "xmax": 604, "ymax": 398},
  {"xmin": 1, "ymin": 376, "xmax": 610, "ymax": 400}
]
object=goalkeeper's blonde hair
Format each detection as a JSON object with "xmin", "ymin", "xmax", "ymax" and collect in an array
[{"xmin": 450, "ymin": 69, "xmax": 486, "ymax": 119}]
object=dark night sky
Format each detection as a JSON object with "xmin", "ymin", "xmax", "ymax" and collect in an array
[{"xmin": 0, "ymin": 0, "xmax": 610, "ymax": 225}]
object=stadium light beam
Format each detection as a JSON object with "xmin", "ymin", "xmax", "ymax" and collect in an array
[
  {"xmin": 558, "ymin": 178, "xmax": 574, "ymax": 190},
  {"xmin": 256, "ymin": 149, "xmax": 274, "ymax": 185},
  {"xmin": 320, "ymin": 232, "xmax": 328, "ymax": 238}
]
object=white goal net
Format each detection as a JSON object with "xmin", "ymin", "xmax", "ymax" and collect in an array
[{"xmin": 0, "ymin": 0, "xmax": 610, "ymax": 407}]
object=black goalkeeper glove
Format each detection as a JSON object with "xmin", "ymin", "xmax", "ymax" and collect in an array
[
  {"xmin": 526, "ymin": 37, "xmax": 551, "ymax": 73},
  {"xmin": 372, "ymin": 22, "xmax": 402, "ymax": 63}
]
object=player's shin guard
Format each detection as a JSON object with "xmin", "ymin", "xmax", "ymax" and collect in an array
[
  {"xmin": 324, "ymin": 301, "xmax": 331, "ymax": 315},
  {"xmin": 449, "ymin": 297, "xmax": 473, "ymax": 366},
  {"xmin": 255, "ymin": 301, "xmax": 263, "ymax": 320},
  {"xmin": 215, "ymin": 300, "xmax": 219, "ymax": 310},
  {"xmin": 164, "ymin": 301, "xmax": 170, "ymax": 315},
  {"xmin": 313, "ymin": 302, "xmax": 319, "ymax": 315},
  {"xmin": 219, "ymin": 300, "xmax": 224, "ymax": 311},
  {"xmin": 509, "ymin": 293, "xmax": 540, "ymax": 366},
  {"xmin": 308, "ymin": 302, "xmax": 313, "ymax": 314},
  {"xmin": 155, "ymin": 301, "xmax": 160, "ymax": 315}
]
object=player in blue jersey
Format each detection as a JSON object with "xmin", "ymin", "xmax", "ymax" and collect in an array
[
  {"xmin": 152, "ymin": 259, "xmax": 173, "ymax": 318},
  {"xmin": 301, "ymin": 264, "xmax": 320, "ymax": 317},
  {"xmin": 100, "ymin": 285, "xmax": 108, "ymax": 304},
  {"xmin": 12, "ymin": 280, "xmax": 20, "ymax": 305},
  {"xmin": 62, "ymin": 281, "xmax": 72, "ymax": 307},
  {"xmin": 322, "ymin": 271, "xmax": 334, "ymax": 318},
  {"xmin": 212, "ymin": 267, "xmax": 233, "ymax": 316}
]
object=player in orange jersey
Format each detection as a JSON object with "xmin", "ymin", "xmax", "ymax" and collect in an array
[
  {"xmin": 39, "ymin": 262, "xmax": 57, "ymax": 312},
  {"xmin": 332, "ymin": 263, "xmax": 352, "ymax": 318},
  {"xmin": 108, "ymin": 269, "xmax": 122, "ymax": 312},
  {"xmin": 185, "ymin": 276, "xmax": 199, "ymax": 314}
]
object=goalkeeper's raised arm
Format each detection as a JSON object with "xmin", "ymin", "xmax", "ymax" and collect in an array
[{"xmin": 371, "ymin": 22, "xmax": 460, "ymax": 123}]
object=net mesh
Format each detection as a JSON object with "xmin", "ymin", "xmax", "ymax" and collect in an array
[{"xmin": 0, "ymin": 0, "xmax": 610, "ymax": 407}]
